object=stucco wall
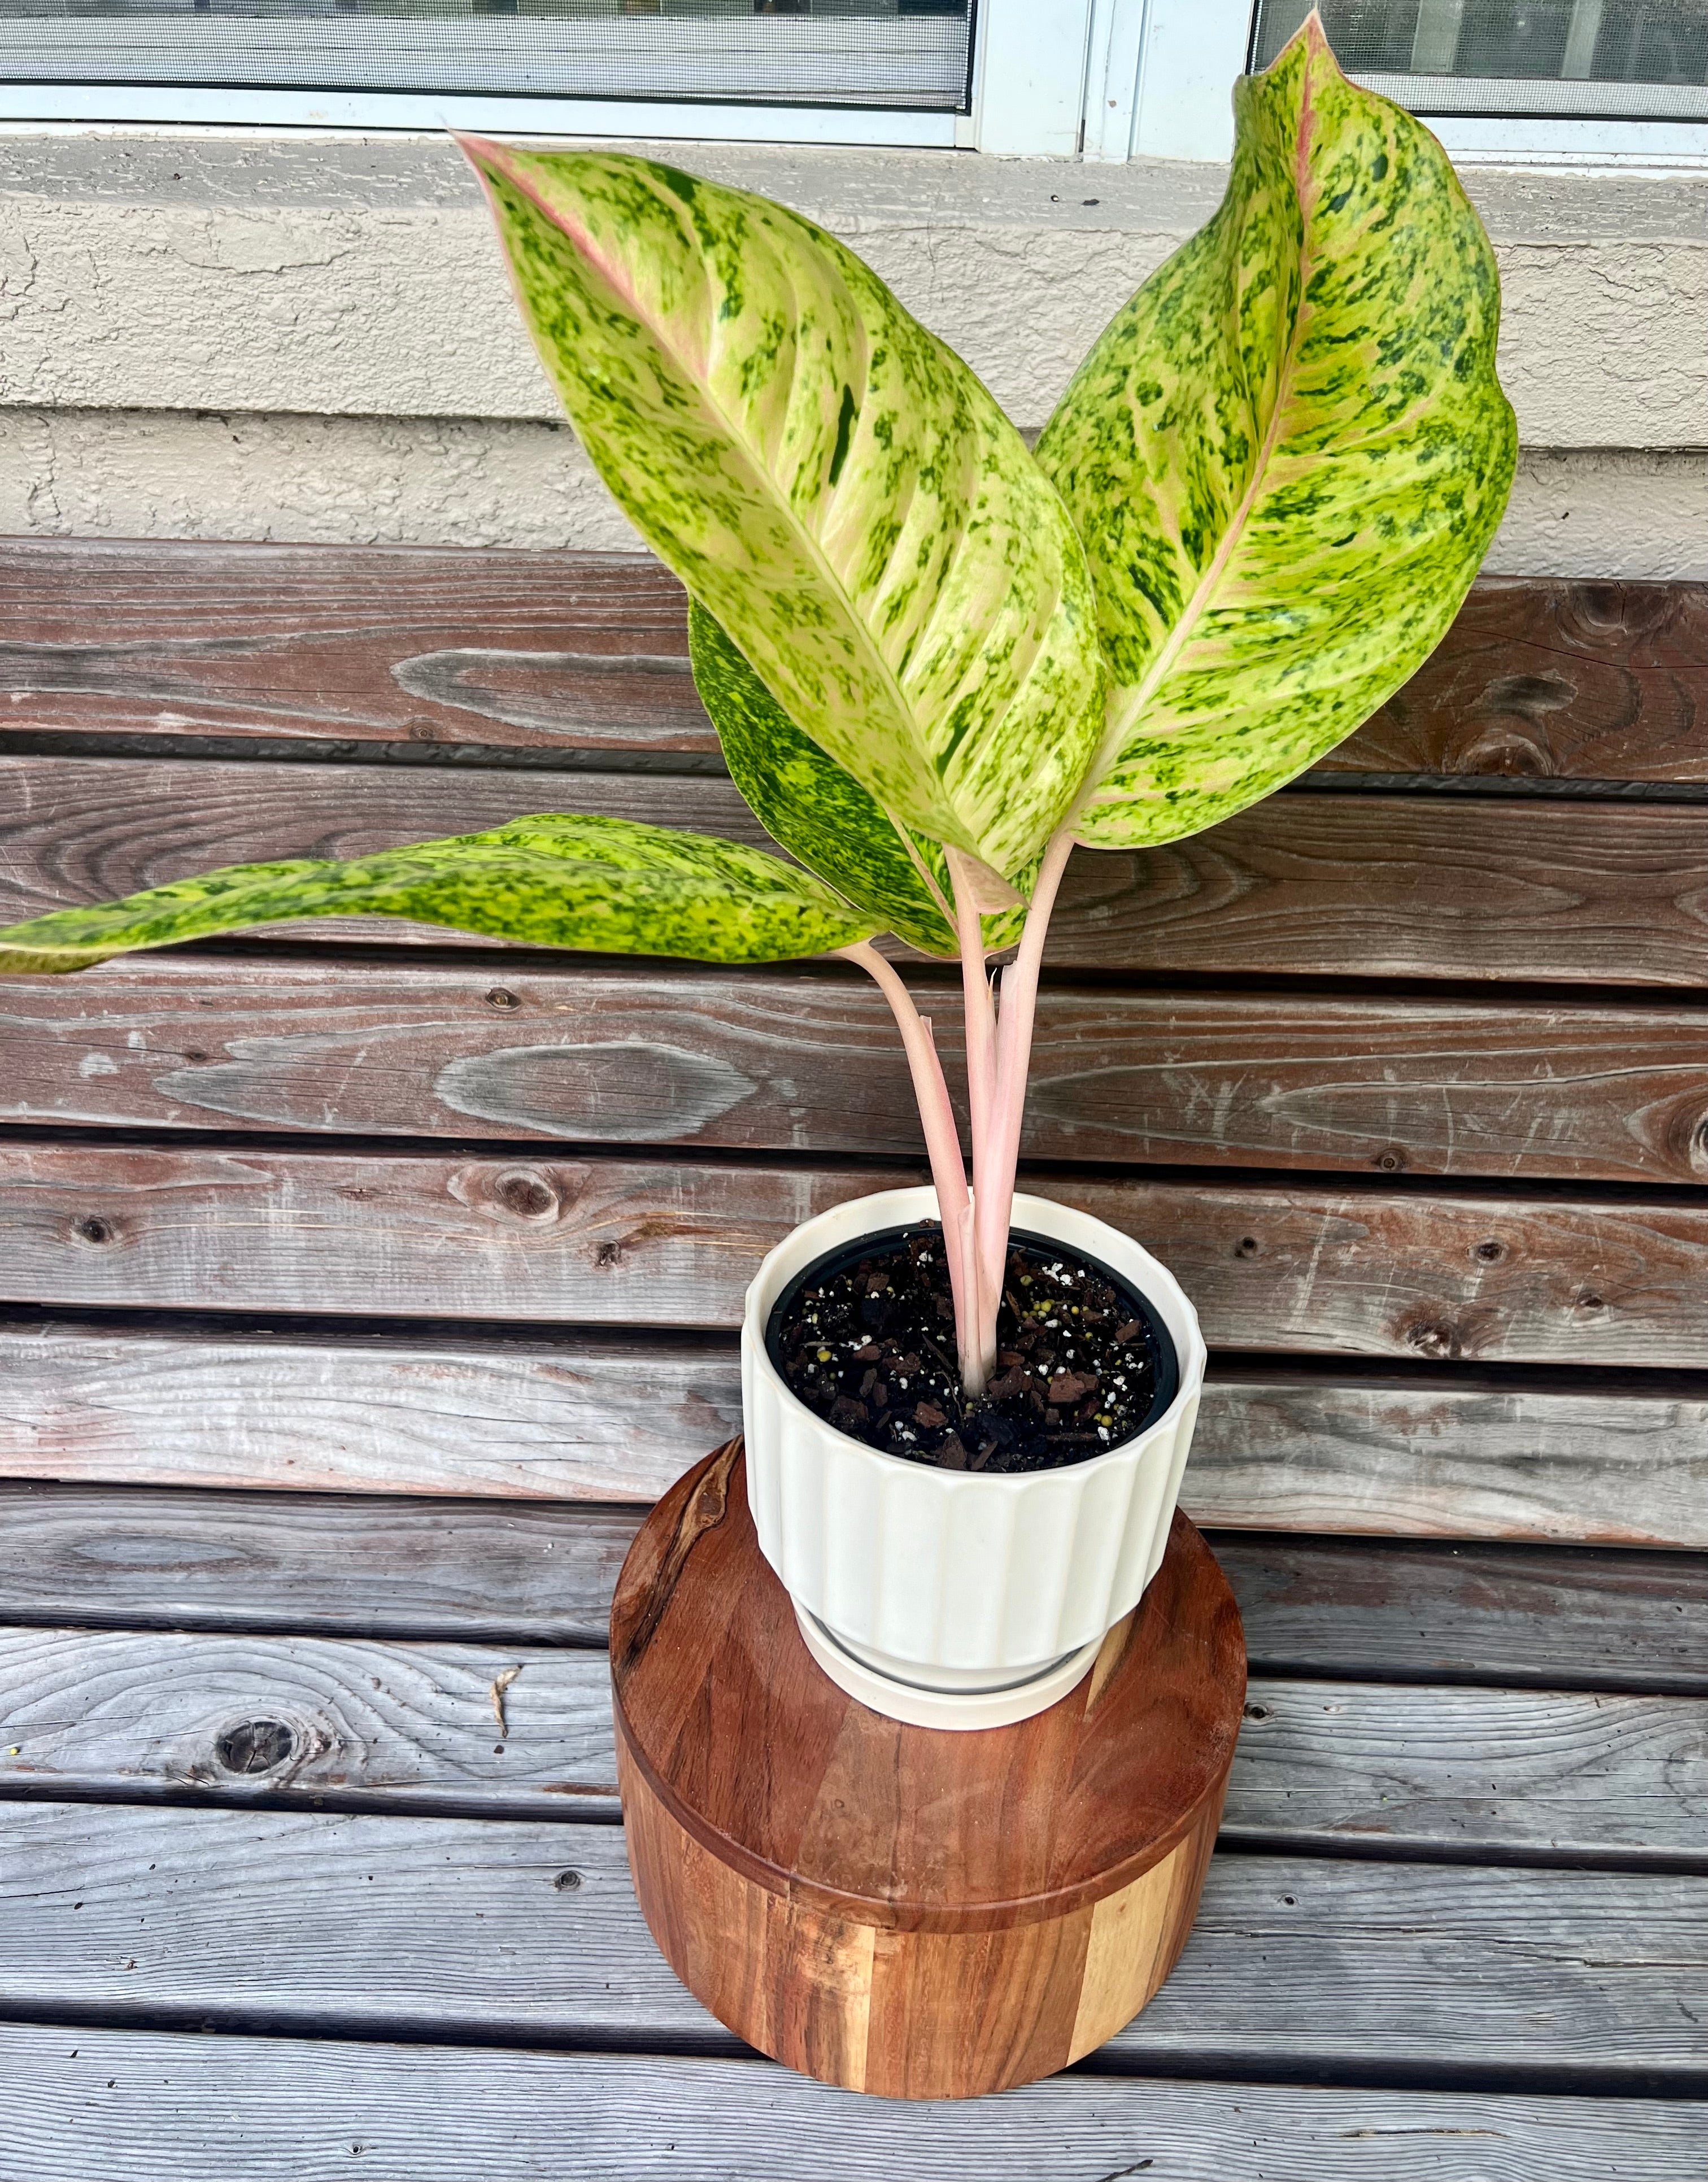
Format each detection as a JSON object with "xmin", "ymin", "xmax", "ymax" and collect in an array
[{"xmin": 1, "ymin": 131, "xmax": 1704, "ymax": 574}]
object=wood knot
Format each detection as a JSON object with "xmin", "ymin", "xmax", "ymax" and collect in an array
[
  {"xmin": 72, "ymin": 1216, "xmax": 115, "ymax": 1245},
  {"xmin": 485, "ymin": 987, "xmax": 520, "ymax": 1011},
  {"xmin": 595, "ymin": 1240, "xmax": 622, "ymax": 1267},
  {"xmin": 1404, "ymin": 1319, "xmax": 1462, "ymax": 1360},
  {"xmin": 493, "ymin": 1169, "xmax": 559, "ymax": 1221},
  {"xmin": 1577, "ymin": 1290, "xmax": 1607, "ymax": 1314},
  {"xmin": 215, "ymin": 1720, "xmax": 297, "ymax": 1775},
  {"xmin": 1243, "ymin": 1702, "xmax": 1271, "ymax": 1722},
  {"xmin": 1235, "ymin": 1235, "xmax": 1260, "ymax": 1258},
  {"xmin": 553, "ymin": 1870, "xmax": 582, "ymax": 1892},
  {"xmin": 1472, "ymin": 1239, "xmax": 1506, "ymax": 1264},
  {"xmin": 1454, "ymin": 725, "xmax": 1555, "ymax": 777}
]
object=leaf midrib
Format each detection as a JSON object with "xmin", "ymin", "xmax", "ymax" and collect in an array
[
  {"xmin": 486, "ymin": 145, "xmax": 962, "ymax": 848},
  {"xmin": 1069, "ymin": 67, "xmax": 1324, "ymax": 834}
]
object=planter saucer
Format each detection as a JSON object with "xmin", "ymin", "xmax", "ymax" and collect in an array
[{"xmin": 792, "ymin": 1603, "xmax": 1104, "ymax": 1730}]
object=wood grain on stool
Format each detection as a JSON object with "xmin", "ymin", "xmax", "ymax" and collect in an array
[{"xmin": 610, "ymin": 1439, "xmax": 1246, "ymax": 2100}]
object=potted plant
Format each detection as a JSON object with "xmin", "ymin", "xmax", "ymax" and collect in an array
[{"xmin": 0, "ymin": 21, "xmax": 1513, "ymax": 1728}]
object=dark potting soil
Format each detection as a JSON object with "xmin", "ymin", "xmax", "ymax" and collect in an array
[{"xmin": 768, "ymin": 1223, "xmax": 1174, "ymax": 1474}]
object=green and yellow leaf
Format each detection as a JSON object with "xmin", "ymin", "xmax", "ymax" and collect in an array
[
  {"xmin": 1035, "ymin": 19, "xmax": 1517, "ymax": 852},
  {"xmin": 690, "ymin": 600, "xmax": 958, "ymax": 958},
  {"xmin": 462, "ymin": 138, "xmax": 1104, "ymax": 882},
  {"xmin": 0, "ymin": 813, "xmax": 877, "ymax": 974}
]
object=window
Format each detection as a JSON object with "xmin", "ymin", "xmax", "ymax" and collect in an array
[
  {"xmin": 1, "ymin": 0, "xmax": 1702, "ymax": 155},
  {"xmin": 0, "ymin": 0, "xmax": 974, "ymax": 115},
  {"xmin": 1252, "ymin": 2, "xmax": 1708, "ymax": 120},
  {"xmin": 1130, "ymin": 0, "xmax": 1708, "ymax": 159},
  {"xmin": 0, "ymin": 0, "xmax": 1100, "ymax": 148}
]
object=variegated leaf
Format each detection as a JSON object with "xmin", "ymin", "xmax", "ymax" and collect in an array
[
  {"xmin": 462, "ymin": 138, "xmax": 1104, "ymax": 881},
  {"xmin": 0, "ymin": 814, "xmax": 877, "ymax": 974},
  {"xmin": 691, "ymin": 604, "xmax": 1032, "ymax": 959},
  {"xmin": 1035, "ymin": 19, "xmax": 1517, "ymax": 852},
  {"xmin": 689, "ymin": 601, "xmax": 958, "ymax": 959}
]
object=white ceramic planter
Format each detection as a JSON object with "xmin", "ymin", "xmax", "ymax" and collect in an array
[{"xmin": 741, "ymin": 1186, "xmax": 1206, "ymax": 1730}]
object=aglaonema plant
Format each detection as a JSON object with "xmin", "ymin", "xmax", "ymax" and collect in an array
[{"xmin": 0, "ymin": 20, "xmax": 1515, "ymax": 1401}]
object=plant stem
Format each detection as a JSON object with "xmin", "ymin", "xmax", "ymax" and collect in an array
[
  {"xmin": 839, "ymin": 940, "xmax": 983, "ymax": 1390},
  {"xmin": 971, "ymin": 829, "xmax": 1075, "ymax": 1370},
  {"xmin": 943, "ymin": 846, "xmax": 999, "ymax": 1322}
]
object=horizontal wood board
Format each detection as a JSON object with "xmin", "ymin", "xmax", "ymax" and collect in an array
[
  {"xmin": 16, "ymin": 953, "xmax": 1708, "ymax": 1186},
  {"xmin": 0, "ymin": 1478, "xmax": 1698, "ymax": 1688},
  {"xmin": 1211, "ymin": 1533, "xmax": 1708, "ymax": 1693},
  {"xmin": 0, "ymin": 1625, "xmax": 1700, "ymax": 1861},
  {"xmin": 1332, "ymin": 575, "xmax": 1708, "ymax": 784},
  {"xmin": 0, "ymin": 543, "xmax": 712, "ymax": 755},
  {"xmin": 17, "ymin": 755, "xmax": 1708, "ymax": 987},
  {"xmin": 0, "ymin": 2029, "xmax": 1701, "ymax": 2180},
  {"xmin": 7, "ymin": 1321, "xmax": 1707, "ymax": 1544},
  {"xmin": 14, "ymin": 1147, "xmax": 1708, "ymax": 1373},
  {"xmin": 4, "ymin": 545, "xmax": 1704, "ymax": 784},
  {"xmin": 2, "ymin": 1802, "xmax": 1702, "ymax": 2081}
]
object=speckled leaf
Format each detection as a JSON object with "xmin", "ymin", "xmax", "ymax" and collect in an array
[
  {"xmin": 690, "ymin": 604, "xmax": 1032, "ymax": 960},
  {"xmin": 689, "ymin": 601, "xmax": 958, "ymax": 957},
  {"xmin": 1035, "ymin": 19, "xmax": 1517, "ymax": 852},
  {"xmin": 462, "ymin": 137, "xmax": 1104, "ymax": 882},
  {"xmin": 0, "ymin": 813, "xmax": 877, "ymax": 974}
]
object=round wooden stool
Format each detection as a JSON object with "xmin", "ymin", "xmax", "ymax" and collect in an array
[{"xmin": 610, "ymin": 1438, "xmax": 1246, "ymax": 2101}]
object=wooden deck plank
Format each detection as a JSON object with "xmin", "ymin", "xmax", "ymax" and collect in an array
[
  {"xmin": 1323, "ymin": 574, "xmax": 1708, "ymax": 786},
  {"xmin": 5, "ymin": 543, "xmax": 1704, "ymax": 788},
  {"xmin": 1223, "ymin": 1678, "xmax": 1707, "ymax": 1861},
  {"xmin": 1157, "ymin": 1371, "xmax": 1708, "ymax": 1550},
  {"xmin": 18, "ymin": 755, "xmax": 1708, "ymax": 987},
  {"xmin": 0, "ymin": 1629, "xmax": 1700, "ymax": 1859},
  {"xmin": 0, "ymin": 542, "xmax": 712, "ymax": 754},
  {"xmin": 0, "ymin": 2029, "xmax": 1701, "ymax": 2180},
  {"xmin": 0, "ymin": 1624, "xmax": 620, "ymax": 1819},
  {"xmin": 12, "ymin": 952, "xmax": 1708, "ymax": 1187},
  {"xmin": 3, "ymin": 1803, "xmax": 1703, "ymax": 2080},
  {"xmin": 0, "ymin": 1318, "xmax": 742, "ymax": 1504},
  {"xmin": 13, "ymin": 1147, "xmax": 1708, "ymax": 1374},
  {"xmin": 0, "ymin": 1476, "xmax": 1700, "ymax": 1689},
  {"xmin": 1210, "ymin": 1535, "xmax": 1708, "ymax": 1695},
  {"xmin": 6, "ymin": 1322, "xmax": 1705, "ymax": 1545},
  {"xmin": 0, "ymin": 1479, "xmax": 638, "ymax": 1643}
]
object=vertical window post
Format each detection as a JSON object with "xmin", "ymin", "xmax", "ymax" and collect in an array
[
  {"xmin": 966, "ymin": 0, "xmax": 1097, "ymax": 154},
  {"xmin": 1131, "ymin": 0, "xmax": 1253, "ymax": 162}
]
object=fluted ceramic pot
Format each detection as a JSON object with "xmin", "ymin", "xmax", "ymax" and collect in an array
[{"xmin": 741, "ymin": 1186, "xmax": 1206, "ymax": 1730}]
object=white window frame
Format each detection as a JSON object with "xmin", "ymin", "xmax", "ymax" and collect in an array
[{"xmin": 1, "ymin": 0, "xmax": 1704, "ymax": 160}]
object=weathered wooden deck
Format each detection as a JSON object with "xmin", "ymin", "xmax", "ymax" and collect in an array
[{"xmin": 0, "ymin": 543, "xmax": 1703, "ymax": 2175}]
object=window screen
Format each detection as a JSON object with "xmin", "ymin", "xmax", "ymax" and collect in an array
[
  {"xmin": 1251, "ymin": 2, "xmax": 1708, "ymax": 119},
  {"xmin": 0, "ymin": 0, "xmax": 973, "ymax": 111}
]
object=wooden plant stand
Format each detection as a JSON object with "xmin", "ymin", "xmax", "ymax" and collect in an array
[{"xmin": 610, "ymin": 1439, "xmax": 1247, "ymax": 2101}]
